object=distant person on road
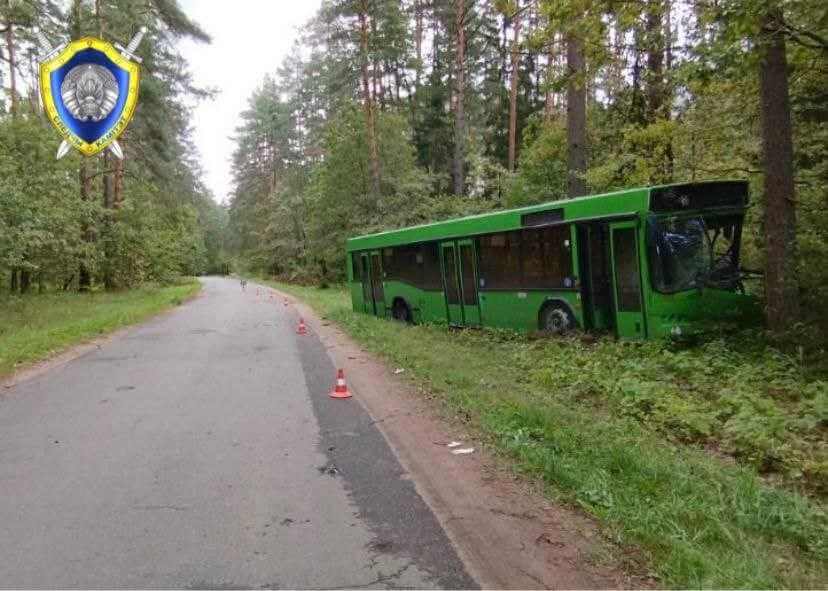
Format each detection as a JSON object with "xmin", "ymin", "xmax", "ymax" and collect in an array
[{"xmin": 240, "ymin": 278, "xmax": 247, "ymax": 291}]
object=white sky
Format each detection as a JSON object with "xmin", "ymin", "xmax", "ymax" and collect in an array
[{"xmin": 178, "ymin": 1, "xmax": 322, "ymax": 204}]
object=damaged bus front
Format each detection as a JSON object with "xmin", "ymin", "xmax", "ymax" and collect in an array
[{"xmin": 644, "ymin": 181, "xmax": 760, "ymax": 338}]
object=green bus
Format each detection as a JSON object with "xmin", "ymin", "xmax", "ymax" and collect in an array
[{"xmin": 346, "ymin": 180, "xmax": 759, "ymax": 339}]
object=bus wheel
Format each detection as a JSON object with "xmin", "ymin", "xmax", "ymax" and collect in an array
[
  {"xmin": 392, "ymin": 299, "xmax": 412, "ymax": 324},
  {"xmin": 539, "ymin": 302, "xmax": 575, "ymax": 335}
]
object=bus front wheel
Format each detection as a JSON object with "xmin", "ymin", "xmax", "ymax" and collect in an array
[
  {"xmin": 539, "ymin": 302, "xmax": 576, "ymax": 335},
  {"xmin": 391, "ymin": 298, "xmax": 413, "ymax": 324}
]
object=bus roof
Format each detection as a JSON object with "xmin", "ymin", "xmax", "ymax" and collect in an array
[{"xmin": 346, "ymin": 180, "xmax": 747, "ymax": 252}]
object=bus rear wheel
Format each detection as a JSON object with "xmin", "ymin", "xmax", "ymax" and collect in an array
[
  {"xmin": 539, "ymin": 302, "xmax": 576, "ymax": 335},
  {"xmin": 391, "ymin": 299, "xmax": 412, "ymax": 324}
]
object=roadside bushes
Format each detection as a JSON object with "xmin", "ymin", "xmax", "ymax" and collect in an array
[{"xmin": 529, "ymin": 335, "xmax": 828, "ymax": 496}]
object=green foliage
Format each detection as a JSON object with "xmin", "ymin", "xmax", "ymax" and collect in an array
[
  {"xmin": 305, "ymin": 104, "xmax": 430, "ymax": 277},
  {"xmin": 101, "ymin": 193, "xmax": 209, "ymax": 287},
  {"xmin": 0, "ymin": 118, "xmax": 99, "ymax": 289},
  {"xmin": 266, "ymin": 281, "xmax": 828, "ymax": 588},
  {"xmin": 0, "ymin": 1, "xmax": 225, "ymax": 293},
  {"xmin": 506, "ymin": 116, "xmax": 568, "ymax": 206},
  {"xmin": 529, "ymin": 335, "xmax": 828, "ymax": 495}
]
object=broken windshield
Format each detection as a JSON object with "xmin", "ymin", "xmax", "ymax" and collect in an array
[{"xmin": 647, "ymin": 214, "xmax": 743, "ymax": 293}]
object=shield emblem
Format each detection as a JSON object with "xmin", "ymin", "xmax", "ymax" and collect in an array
[{"xmin": 39, "ymin": 37, "xmax": 140, "ymax": 157}]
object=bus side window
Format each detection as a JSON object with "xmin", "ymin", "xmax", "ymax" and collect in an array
[
  {"xmin": 352, "ymin": 253, "xmax": 361, "ymax": 281},
  {"xmin": 478, "ymin": 232, "xmax": 522, "ymax": 288},
  {"xmin": 361, "ymin": 257, "xmax": 371, "ymax": 301},
  {"xmin": 521, "ymin": 226, "xmax": 572, "ymax": 288},
  {"xmin": 443, "ymin": 247, "xmax": 461, "ymax": 304},
  {"xmin": 421, "ymin": 243, "xmax": 443, "ymax": 290}
]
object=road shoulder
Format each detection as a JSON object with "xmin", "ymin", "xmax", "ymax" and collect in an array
[{"xmin": 275, "ymin": 286, "xmax": 641, "ymax": 590}]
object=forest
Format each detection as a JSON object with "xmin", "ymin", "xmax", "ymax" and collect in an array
[
  {"xmin": 226, "ymin": 0, "xmax": 827, "ymax": 340},
  {"xmin": 0, "ymin": 0, "xmax": 226, "ymax": 294}
]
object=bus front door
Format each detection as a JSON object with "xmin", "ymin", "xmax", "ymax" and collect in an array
[
  {"xmin": 576, "ymin": 223, "xmax": 613, "ymax": 331},
  {"xmin": 457, "ymin": 239, "xmax": 481, "ymax": 326},
  {"xmin": 609, "ymin": 222, "xmax": 646, "ymax": 339},
  {"xmin": 440, "ymin": 241, "xmax": 481, "ymax": 327},
  {"xmin": 369, "ymin": 251, "xmax": 386, "ymax": 317},
  {"xmin": 359, "ymin": 254, "xmax": 373, "ymax": 314},
  {"xmin": 440, "ymin": 243, "xmax": 462, "ymax": 325}
]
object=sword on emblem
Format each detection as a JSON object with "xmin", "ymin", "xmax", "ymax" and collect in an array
[
  {"xmin": 32, "ymin": 28, "xmax": 74, "ymax": 160},
  {"xmin": 32, "ymin": 27, "xmax": 67, "ymax": 62},
  {"xmin": 114, "ymin": 26, "xmax": 148, "ymax": 64}
]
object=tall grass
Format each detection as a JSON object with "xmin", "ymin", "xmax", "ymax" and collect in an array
[{"xmin": 0, "ymin": 279, "xmax": 200, "ymax": 377}]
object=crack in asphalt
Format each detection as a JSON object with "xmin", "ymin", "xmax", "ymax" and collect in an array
[{"xmin": 317, "ymin": 561, "xmax": 415, "ymax": 590}]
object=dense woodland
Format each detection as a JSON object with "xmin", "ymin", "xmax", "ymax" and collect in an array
[
  {"xmin": 0, "ymin": 0, "xmax": 226, "ymax": 293},
  {"xmin": 226, "ymin": 0, "xmax": 827, "ymax": 337},
  {"xmin": 1, "ymin": 0, "xmax": 826, "ymax": 338}
]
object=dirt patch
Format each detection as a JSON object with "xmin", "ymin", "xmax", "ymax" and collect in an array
[{"xmin": 276, "ymin": 288, "xmax": 650, "ymax": 590}]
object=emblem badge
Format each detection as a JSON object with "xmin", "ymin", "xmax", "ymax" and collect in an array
[{"xmin": 35, "ymin": 27, "xmax": 146, "ymax": 159}]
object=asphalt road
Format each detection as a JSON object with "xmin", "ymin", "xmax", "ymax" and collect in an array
[{"xmin": 0, "ymin": 277, "xmax": 475, "ymax": 589}]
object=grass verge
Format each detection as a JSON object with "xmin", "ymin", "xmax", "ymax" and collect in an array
[
  {"xmin": 266, "ymin": 280, "xmax": 827, "ymax": 589},
  {"xmin": 0, "ymin": 279, "xmax": 200, "ymax": 378}
]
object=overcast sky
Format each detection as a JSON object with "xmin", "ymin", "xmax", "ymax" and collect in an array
[{"xmin": 178, "ymin": 1, "xmax": 322, "ymax": 204}]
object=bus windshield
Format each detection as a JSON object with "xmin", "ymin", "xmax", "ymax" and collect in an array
[{"xmin": 647, "ymin": 214, "xmax": 743, "ymax": 293}]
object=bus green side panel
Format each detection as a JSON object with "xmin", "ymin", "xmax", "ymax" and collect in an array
[
  {"xmin": 416, "ymin": 291, "xmax": 449, "ymax": 324},
  {"xmin": 381, "ymin": 281, "xmax": 449, "ymax": 324},
  {"xmin": 478, "ymin": 291, "xmax": 584, "ymax": 332},
  {"xmin": 349, "ymin": 281, "xmax": 363, "ymax": 312},
  {"xmin": 646, "ymin": 289, "xmax": 760, "ymax": 338}
]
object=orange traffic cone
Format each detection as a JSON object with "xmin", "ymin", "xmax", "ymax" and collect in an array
[
  {"xmin": 330, "ymin": 369, "xmax": 352, "ymax": 399},
  {"xmin": 296, "ymin": 318, "xmax": 308, "ymax": 335}
]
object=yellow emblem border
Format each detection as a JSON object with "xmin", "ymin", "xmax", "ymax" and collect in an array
[{"xmin": 39, "ymin": 37, "xmax": 140, "ymax": 157}]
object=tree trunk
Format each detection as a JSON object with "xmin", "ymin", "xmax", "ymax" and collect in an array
[
  {"xmin": 114, "ymin": 137, "xmax": 125, "ymax": 208},
  {"xmin": 545, "ymin": 41, "xmax": 554, "ymax": 118},
  {"xmin": 20, "ymin": 269, "xmax": 30, "ymax": 293},
  {"xmin": 566, "ymin": 32, "xmax": 587, "ymax": 197},
  {"xmin": 102, "ymin": 152, "xmax": 114, "ymax": 208},
  {"xmin": 452, "ymin": 0, "xmax": 466, "ymax": 196},
  {"xmin": 630, "ymin": 27, "xmax": 645, "ymax": 125},
  {"xmin": 78, "ymin": 159, "xmax": 92, "ymax": 291},
  {"xmin": 358, "ymin": 3, "xmax": 381, "ymax": 196},
  {"xmin": 72, "ymin": 0, "xmax": 92, "ymax": 291},
  {"xmin": 758, "ymin": 6, "xmax": 799, "ymax": 332},
  {"xmin": 4, "ymin": 7, "xmax": 17, "ymax": 118},
  {"xmin": 508, "ymin": 4, "xmax": 521, "ymax": 172},
  {"xmin": 95, "ymin": 0, "xmax": 103, "ymax": 37},
  {"xmin": 414, "ymin": 0, "xmax": 424, "ymax": 89},
  {"xmin": 645, "ymin": 0, "xmax": 665, "ymax": 121},
  {"xmin": 96, "ymin": 0, "xmax": 115, "ymax": 211}
]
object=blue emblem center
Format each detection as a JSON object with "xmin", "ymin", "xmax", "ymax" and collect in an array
[{"xmin": 51, "ymin": 48, "xmax": 130, "ymax": 144}]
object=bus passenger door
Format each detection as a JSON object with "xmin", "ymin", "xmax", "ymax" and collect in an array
[
  {"xmin": 359, "ymin": 253, "xmax": 374, "ymax": 315},
  {"xmin": 457, "ymin": 239, "xmax": 481, "ymax": 326},
  {"xmin": 609, "ymin": 222, "xmax": 646, "ymax": 339},
  {"xmin": 369, "ymin": 251, "xmax": 386, "ymax": 317},
  {"xmin": 576, "ymin": 223, "xmax": 613, "ymax": 332},
  {"xmin": 439, "ymin": 242, "xmax": 463, "ymax": 325}
]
